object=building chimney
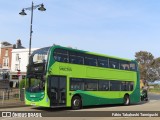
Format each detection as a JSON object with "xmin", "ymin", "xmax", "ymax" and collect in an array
[
  {"xmin": 13, "ymin": 44, "xmax": 16, "ymax": 49},
  {"xmin": 16, "ymin": 39, "xmax": 22, "ymax": 48}
]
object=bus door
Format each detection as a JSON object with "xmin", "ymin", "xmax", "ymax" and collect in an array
[{"xmin": 48, "ymin": 76, "xmax": 66, "ymax": 106}]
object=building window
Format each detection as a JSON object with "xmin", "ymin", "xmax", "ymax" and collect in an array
[
  {"xmin": 6, "ymin": 58, "xmax": 9, "ymax": 67},
  {"xmin": 3, "ymin": 58, "xmax": 9, "ymax": 67},
  {"xmin": 5, "ymin": 49, "xmax": 8, "ymax": 57},
  {"xmin": 16, "ymin": 54, "xmax": 19, "ymax": 61},
  {"xmin": 15, "ymin": 64, "xmax": 18, "ymax": 71},
  {"xmin": 3, "ymin": 59, "xmax": 6, "ymax": 66}
]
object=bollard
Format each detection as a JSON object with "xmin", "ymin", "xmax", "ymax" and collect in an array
[{"xmin": 7, "ymin": 89, "xmax": 10, "ymax": 100}]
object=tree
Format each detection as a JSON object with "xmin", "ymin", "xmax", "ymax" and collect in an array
[
  {"xmin": 135, "ymin": 51, "xmax": 154, "ymax": 81},
  {"xmin": 148, "ymin": 57, "xmax": 160, "ymax": 81}
]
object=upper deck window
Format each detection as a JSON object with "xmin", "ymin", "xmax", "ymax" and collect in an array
[
  {"xmin": 84, "ymin": 55, "xmax": 97, "ymax": 66},
  {"xmin": 53, "ymin": 48, "xmax": 137, "ymax": 71},
  {"xmin": 130, "ymin": 62, "xmax": 137, "ymax": 71},
  {"xmin": 109, "ymin": 58, "xmax": 119, "ymax": 69},
  {"xmin": 98, "ymin": 57, "xmax": 108, "ymax": 68},
  {"xmin": 69, "ymin": 51, "xmax": 84, "ymax": 64},
  {"xmin": 30, "ymin": 47, "xmax": 50, "ymax": 64},
  {"xmin": 54, "ymin": 49, "xmax": 69, "ymax": 63},
  {"xmin": 120, "ymin": 61, "xmax": 130, "ymax": 70}
]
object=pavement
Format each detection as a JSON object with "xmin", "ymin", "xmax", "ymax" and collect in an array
[
  {"xmin": 0, "ymin": 103, "xmax": 26, "ymax": 109},
  {"xmin": 0, "ymin": 99, "xmax": 25, "ymax": 109},
  {"xmin": 0, "ymin": 88, "xmax": 26, "ymax": 108}
]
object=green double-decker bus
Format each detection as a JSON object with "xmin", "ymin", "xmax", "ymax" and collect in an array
[{"xmin": 25, "ymin": 45, "xmax": 140, "ymax": 109}]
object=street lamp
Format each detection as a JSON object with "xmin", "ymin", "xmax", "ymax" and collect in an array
[
  {"xmin": 19, "ymin": 2, "xmax": 46, "ymax": 58},
  {"xmin": 17, "ymin": 57, "xmax": 21, "ymax": 99}
]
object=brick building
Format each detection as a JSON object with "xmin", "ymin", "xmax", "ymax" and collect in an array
[
  {"xmin": 0, "ymin": 39, "xmax": 25, "ymax": 70},
  {"xmin": 0, "ymin": 41, "xmax": 13, "ymax": 70}
]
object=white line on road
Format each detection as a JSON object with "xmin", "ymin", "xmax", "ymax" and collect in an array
[{"xmin": 149, "ymin": 100, "xmax": 159, "ymax": 103}]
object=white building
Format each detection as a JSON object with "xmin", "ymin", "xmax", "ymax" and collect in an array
[{"xmin": 10, "ymin": 48, "xmax": 38, "ymax": 86}]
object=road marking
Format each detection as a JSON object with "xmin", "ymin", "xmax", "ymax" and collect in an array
[{"xmin": 149, "ymin": 100, "xmax": 159, "ymax": 103}]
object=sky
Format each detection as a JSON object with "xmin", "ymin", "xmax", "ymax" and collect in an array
[{"xmin": 1, "ymin": 0, "xmax": 160, "ymax": 59}]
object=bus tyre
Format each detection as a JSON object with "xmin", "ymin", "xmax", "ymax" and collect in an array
[
  {"xmin": 71, "ymin": 96, "xmax": 82, "ymax": 110},
  {"xmin": 123, "ymin": 95, "xmax": 130, "ymax": 105}
]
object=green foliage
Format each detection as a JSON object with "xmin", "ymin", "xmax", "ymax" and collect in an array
[
  {"xmin": 153, "ymin": 84, "xmax": 160, "ymax": 89},
  {"xmin": 135, "ymin": 51, "xmax": 154, "ymax": 65},
  {"xmin": 19, "ymin": 78, "xmax": 37, "ymax": 89},
  {"xmin": 135, "ymin": 51, "xmax": 154, "ymax": 80},
  {"xmin": 135, "ymin": 51, "xmax": 160, "ymax": 81},
  {"xmin": 149, "ymin": 85, "xmax": 160, "ymax": 93},
  {"xmin": 19, "ymin": 79, "xmax": 25, "ymax": 89}
]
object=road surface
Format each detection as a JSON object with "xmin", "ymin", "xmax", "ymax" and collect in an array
[{"xmin": 0, "ymin": 93, "xmax": 159, "ymax": 120}]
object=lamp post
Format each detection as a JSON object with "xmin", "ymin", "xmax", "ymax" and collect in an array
[
  {"xmin": 19, "ymin": 2, "xmax": 46, "ymax": 58},
  {"xmin": 17, "ymin": 57, "xmax": 21, "ymax": 99}
]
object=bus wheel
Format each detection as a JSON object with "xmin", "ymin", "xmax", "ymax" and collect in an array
[
  {"xmin": 71, "ymin": 96, "xmax": 82, "ymax": 110},
  {"xmin": 123, "ymin": 95, "xmax": 130, "ymax": 105}
]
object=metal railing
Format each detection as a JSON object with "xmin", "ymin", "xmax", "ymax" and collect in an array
[{"xmin": 0, "ymin": 88, "xmax": 25, "ymax": 107}]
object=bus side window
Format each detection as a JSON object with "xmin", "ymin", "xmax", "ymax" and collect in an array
[
  {"xmin": 120, "ymin": 66, "xmax": 124, "ymax": 70},
  {"xmin": 54, "ymin": 48, "xmax": 69, "ymax": 63},
  {"xmin": 54, "ymin": 55, "xmax": 60, "ymax": 61},
  {"xmin": 98, "ymin": 57, "xmax": 108, "ymax": 68},
  {"xmin": 84, "ymin": 79, "xmax": 98, "ymax": 91},
  {"xmin": 69, "ymin": 51, "xmax": 84, "ymax": 65},
  {"xmin": 99, "ymin": 80, "xmax": 109, "ymax": 91},
  {"xmin": 109, "ymin": 59, "xmax": 119, "ymax": 69},
  {"xmin": 120, "ymin": 61, "xmax": 130, "ymax": 70},
  {"xmin": 130, "ymin": 63, "xmax": 136, "ymax": 71},
  {"xmin": 70, "ymin": 78, "xmax": 84, "ymax": 91},
  {"xmin": 110, "ymin": 81, "xmax": 121, "ymax": 91},
  {"xmin": 121, "ymin": 82, "xmax": 126, "ymax": 91},
  {"xmin": 130, "ymin": 82, "xmax": 134, "ymax": 91},
  {"xmin": 84, "ymin": 55, "xmax": 97, "ymax": 66},
  {"xmin": 63, "ymin": 57, "xmax": 68, "ymax": 62}
]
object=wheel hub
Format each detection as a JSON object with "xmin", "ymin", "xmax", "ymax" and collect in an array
[{"xmin": 73, "ymin": 99, "xmax": 80, "ymax": 106}]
